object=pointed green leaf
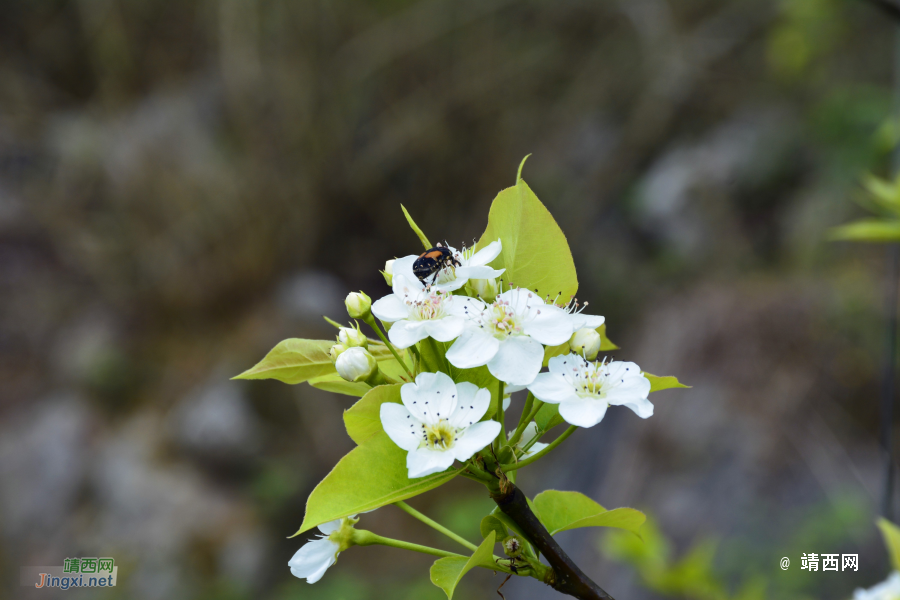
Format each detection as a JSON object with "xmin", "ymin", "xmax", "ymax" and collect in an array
[
  {"xmin": 533, "ymin": 490, "xmax": 645, "ymax": 537},
  {"xmin": 294, "ymin": 431, "xmax": 458, "ymax": 536},
  {"xmin": 878, "ymin": 518, "xmax": 900, "ymax": 572},
  {"xmin": 829, "ymin": 219, "xmax": 900, "ymax": 243},
  {"xmin": 308, "ymin": 374, "xmax": 370, "ymax": 397},
  {"xmin": 233, "ymin": 339, "xmax": 335, "ymax": 384},
  {"xmin": 480, "ymin": 515, "xmax": 507, "ymax": 541},
  {"xmin": 401, "ymin": 204, "xmax": 432, "ymax": 250},
  {"xmin": 429, "ymin": 532, "xmax": 497, "ymax": 599},
  {"xmin": 643, "ymin": 373, "xmax": 690, "ymax": 393},
  {"xmin": 476, "ymin": 174, "xmax": 578, "ymax": 302},
  {"xmin": 343, "ymin": 384, "xmax": 403, "ymax": 444}
]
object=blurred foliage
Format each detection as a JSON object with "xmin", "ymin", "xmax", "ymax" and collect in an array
[{"xmin": 603, "ymin": 494, "xmax": 873, "ymax": 600}]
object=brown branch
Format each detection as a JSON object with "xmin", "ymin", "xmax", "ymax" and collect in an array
[{"xmin": 490, "ymin": 480, "xmax": 615, "ymax": 600}]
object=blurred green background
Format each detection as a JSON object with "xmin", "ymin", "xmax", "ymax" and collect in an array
[{"xmin": 2, "ymin": 0, "xmax": 900, "ymax": 598}]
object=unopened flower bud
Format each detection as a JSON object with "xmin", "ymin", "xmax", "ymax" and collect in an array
[
  {"xmin": 335, "ymin": 347, "xmax": 377, "ymax": 383},
  {"xmin": 381, "ymin": 259, "xmax": 395, "ymax": 286},
  {"xmin": 338, "ymin": 326, "xmax": 368, "ymax": 349},
  {"xmin": 468, "ymin": 277, "xmax": 499, "ymax": 302},
  {"xmin": 329, "ymin": 343, "xmax": 348, "ymax": 362},
  {"xmin": 345, "ymin": 291, "xmax": 372, "ymax": 319},
  {"xmin": 569, "ymin": 327, "xmax": 602, "ymax": 361},
  {"xmin": 502, "ymin": 535, "xmax": 523, "ymax": 558}
]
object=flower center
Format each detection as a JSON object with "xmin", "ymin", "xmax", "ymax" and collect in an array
[
  {"xmin": 573, "ymin": 364, "xmax": 611, "ymax": 399},
  {"xmin": 421, "ymin": 420, "xmax": 457, "ymax": 451},
  {"xmin": 408, "ymin": 291, "xmax": 449, "ymax": 321},
  {"xmin": 485, "ymin": 300, "xmax": 522, "ymax": 338}
]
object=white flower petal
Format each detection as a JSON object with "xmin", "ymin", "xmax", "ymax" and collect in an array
[
  {"xmin": 446, "ymin": 327, "xmax": 500, "ymax": 369},
  {"xmin": 570, "ymin": 313, "xmax": 605, "ymax": 330},
  {"xmin": 381, "ymin": 403, "xmax": 423, "ymax": 451},
  {"xmin": 446, "ymin": 296, "xmax": 486, "ymax": 318},
  {"xmin": 289, "ymin": 538, "xmax": 339, "ymax": 582},
  {"xmin": 433, "ymin": 277, "xmax": 467, "ymax": 293},
  {"xmin": 487, "ymin": 335, "xmax": 544, "ymax": 386},
  {"xmin": 468, "ymin": 239, "xmax": 502, "ymax": 266},
  {"xmin": 423, "ymin": 316, "xmax": 466, "ymax": 343},
  {"xmin": 407, "ymin": 447, "xmax": 456, "ymax": 478},
  {"xmin": 317, "ymin": 518, "xmax": 343, "ymax": 535},
  {"xmin": 526, "ymin": 373, "xmax": 575, "ymax": 404},
  {"xmin": 371, "ymin": 294, "xmax": 410, "ymax": 322},
  {"xmin": 523, "ymin": 305, "xmax": 575, "ymax": 346},
  {"xmin": 455, "ymin": 265, "xmax": 505, "ymax": 280},
  {"xmin": 523, "ymin": 441, "xmax": 549, "ymax": 456},
  {"xmin": 452, "ymin": 421, "xmax": 501, "ymax": 462},
  {"xmin": 391, "ymin": 256, "xmax": 422, "ymax": 295},
  {"xmin": 448, "ymin": 383, "xmax": 491, "ymax": 428},
  {"xmin": 498, "ymin": 288, "xmax": 542, "ymax": 314},
  {"xmin": 615, "ymin": 396, "xmax": 654, "ymax": 419},
  {"xmin": 548, "ymin": 353, "xmax": 586, "ymax": 377},
  {"xmin": 502, "ymin": 396, "xmax": 511, "ymax": 411},
  {"xmin": 387, "ymin": 319, "xmax": 430, "ymax": 349},
  {"xmin": 559, "ymin": 398, "xmax": 608, "ymax": 428},
  {"xmin": 401, "ymin": 372, "xmax": 457, "ymax": 424}
]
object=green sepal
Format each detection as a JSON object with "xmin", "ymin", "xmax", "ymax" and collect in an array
[
  {"xmin": 429, "ymin": 532, "xmax": 497, "ymax": 599},
  {"xmin": 532, "ymin": 490, "xmax": 645, "ymax": 537}
]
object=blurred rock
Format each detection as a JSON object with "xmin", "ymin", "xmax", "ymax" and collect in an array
[
  {"xmin": 276, "ymin": 270, "xmax": 346, "ymax": 322},
  {"xmin": 169, "ymin": 378, "xmax": 262, "ymax": 461},
  {"xmin": 0, "ymin": 394, "xmax": 93, "ymax": 539}
]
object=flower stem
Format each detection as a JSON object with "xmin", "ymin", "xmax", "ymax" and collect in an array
[
  {"xmin": 497, "ymin": 380, "xmax": 506, "ymax": 446},
  {"xmin": 352, "ymin": 529, "xmax": 462, "ymax": 558},
  {"xmin": 501, "ymin": 425, "xmax": 577, "ymax": 472},
  {"xmin": 362, "ymin": 315, "xmax": 414, "ymax": 380},
  {"xmin": 508, "ymin": 396, "xmax": 544, "ymax": 447},
  {"xmin": 394, "ymin": 501, "xmax": 478, "ymax": 552}
]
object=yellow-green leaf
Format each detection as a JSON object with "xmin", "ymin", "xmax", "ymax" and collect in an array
[
  {"xmin": 532, "ymin": 490, "xmax": 645, "ymax": 537},
  {"xmin": 308, "ymin": 374, "xmax": 370, "ymax": 397},
  {"xmin": 430, "ymin": 532, "xmax": 497, "ymax": 599},
  {"xmin": 343, "ymin": 384, "xmax": 402, "ymax": 444},
  {"xmin": 294, "ymin": 431, "xmax": 458, "ymax": 536},
  {"xmin": 535, "ymin": 402, "xmax": 564, "ymax": 432},
  {"xmin": 878, "ymin": 518, "xmax": 900, "ymax": 572},
  {"xmin": 233, "ymin": 339, "xmax": 335, "ymax": 384},
  {"xmin": 476, "ymin": 171, "xmax": 578, "ymax": 302},
  {"xmin": 643, "ymin": 373, "xmax": 690, "ymax": 393},
  {"xmin": 829, "ymin": 219, "xmax": 900, "ymax": 243}
]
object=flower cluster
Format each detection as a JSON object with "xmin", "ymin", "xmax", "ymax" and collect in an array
[{"xmin": 237, "ymin": 168, "xmax": 685, "ymax": 594}]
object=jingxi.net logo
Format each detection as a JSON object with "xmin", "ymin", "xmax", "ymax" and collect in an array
[{"xmin": 21, "ymin": 557, "xmax": 117, "ymax": 590}]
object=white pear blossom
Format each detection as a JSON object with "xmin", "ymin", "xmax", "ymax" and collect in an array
[
  {"xmin": 381, "ymin": 372, "xmax": 501, "ymax": 478},
  {"xmin": 445, "ymin": 288, "xmax": 574, "ymax": 386},
  {"xmin": 391, "ymin": 240, "xmax": 505, "ymax": 293},
  {"xmin": 289, "ymin": 516, "xmax": 355, "ymax": 583},
  {"xmin": 854, "ymin": 572, "xmax": 900, "ymax": 600},
  {"xmin": 371, "ymin": 274, "xmax": 481, "ymax": 349},
  {"xmin": 527, "ymin": 353, "xmax": 652, "ymax": 428}
]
